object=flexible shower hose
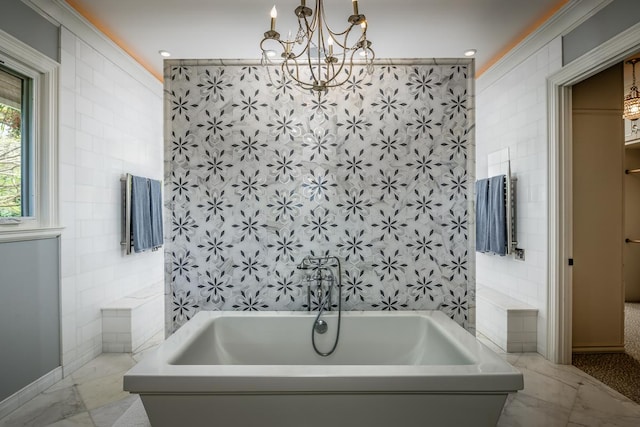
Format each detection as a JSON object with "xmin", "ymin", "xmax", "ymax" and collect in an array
[{"xmin": 311, "ymin": 258, "xmax": 342, "ymax": 357}]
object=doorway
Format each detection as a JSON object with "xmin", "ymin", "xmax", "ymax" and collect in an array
[{"xmin": 547, "ymin": 26, "xmax": 640, "ymax": 365}]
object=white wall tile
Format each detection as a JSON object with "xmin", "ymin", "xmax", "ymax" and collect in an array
[
  {"xmin": 476, "ymin": 38, "xmax": 562, "ymax": 357},
  {"xmin": 523, "ymin": 315, "xmax": 538, "ymax": 332},
  {"xmin": 507, "ymin": 314, "xmax": 524, "ymax": 332},
  {"xmin": 59, "ymin": 88, "xmax": 76, "ymax": 128},
  {"xmin": 100, "ymin": 285, "xmax": 163, "ymax": 352},
  {"xmin": 59, "ymin": 27, "xmax": 164, "ymax": 371}
]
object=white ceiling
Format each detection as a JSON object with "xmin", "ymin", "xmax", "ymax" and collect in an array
[{"xmin": 65, "ymin": 0, "xmax": 564, "ymax": 79}]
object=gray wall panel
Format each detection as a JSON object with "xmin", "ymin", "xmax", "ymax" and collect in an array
[
  {"xmin": 0, "ymin": 237, "xmax": 60, "ymax": 402},
  {"xmin": 563, "ymin": 0, "xmax": 640, "ymax": 65},
  {"xmin": 0, "ymin": 0, "xmax": 59, "ymax": 62}
]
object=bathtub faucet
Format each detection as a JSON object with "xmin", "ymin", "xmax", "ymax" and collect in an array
[
  {"xmin": 296, "ymin": 256, "xmax": 340, "ymax": 311},
  {"xmin": 296, "ymin": 255, "xmax": 340, "ymax": 271},
  {"xmin": 296, "ymin": 254, "xmax": 343, "ymax": 357}
]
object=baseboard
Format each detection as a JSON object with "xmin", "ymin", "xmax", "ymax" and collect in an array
[
  {"xmin": 572, "ymin": 346, "xmax": 625, "ymax": 354},
  {"xmin": 0, "ymin": 366, "xmax": 63, "ymax": 420}
]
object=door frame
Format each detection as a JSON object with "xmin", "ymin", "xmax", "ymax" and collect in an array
[{"xmin": 547, "ymin": 23, "xmax": 640, "ymax": 364}]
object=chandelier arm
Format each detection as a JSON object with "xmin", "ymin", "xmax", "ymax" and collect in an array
[
  {"xmin": 286, "ymin": 55, "xmax": 314, "ymax": 91},
  {"xmin": 324, "ymin": 54, "xmax": 347, "ymax": 87},
  {"xmin": 317, "ymin": 0, "xmax": 362, "ymax": 39},
  {"xmin": 326, "ymin": 25, "xmax": 356, "ymax": 51},
  {"xmin": 280, "ymin": 61, "xmax": 289, "ymax": 84},
  {"xmin": 324, "ymin": 49, "xmax": 357, "ymax": 89},
  {"xmin": 299, "ymin": 12, "xmax": 315, "ymax": 45},
  {"xmin": 284, "ymin": 61, "xmax": 313, "ymax": 91},
  {"xmin": 282, "ymin": 58, "xmax": 299, "ymax": 88},
  {"xmin": 303, "ymin": 32, "xmax": 320, "ymax": 86},
  {"xmin": 259, "ymin": 37, "xmax": 287, "ymax": 52},
  {"xmin": 284, "ymin": 14, "xmax": 315, "ymax": 62},
  {"xmin": 326, "ymin": 61, "xmax": 337, "ymax": 85},
  {"xmin": 321, "ymin": 19, "xmax": 361, "ymax": 49},
  {"xmin": 317, "ymin": 37, "xmax": 375, "ymax": 88},
  {"xmin": 308, "ymin": 0, "xmax": 320, "ymax": 33},
  {"xmin": 301, "ymin": 8, "xmax": 323, "ymax": 87},
  {"xmin": 342, "ymin": 46, "xmax": 373, "ymax": 88},
  {"xmin": 321, "ymin": 21, "xmax": 365, "ymax": 85}
]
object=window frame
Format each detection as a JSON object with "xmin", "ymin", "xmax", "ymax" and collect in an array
[
  {"xmin": 0, "ymin": 64, "xmax": 34, "ymax": 218},
  {"xmin": 0, "ymin": 29, "xmax": 60, "ymax": 241}
]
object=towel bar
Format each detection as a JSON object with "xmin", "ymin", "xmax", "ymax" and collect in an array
[
  {"xmin": 121, "ymin": 174, "xmax": 164, "ymax": 254},
  {"xmin": 476, "ymin": 173, "xmax": 517, "ymax": 256},
  {"xmin": 506, "ymin": 176, "xmax": 518, "ymax": 254},
  {"xmin": 120, "ymin": 174, "xmax": 133, "ymax": 255}
]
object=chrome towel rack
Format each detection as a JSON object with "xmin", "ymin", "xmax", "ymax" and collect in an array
[
  {"xmin": 506, "ymin": 175, "xmax": 518, "ymax": 254},
  {"xmin": 120, "ymin": 174, "xmax": 133, "ymax": 255}
]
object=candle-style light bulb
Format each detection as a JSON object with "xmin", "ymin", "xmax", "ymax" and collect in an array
[
  {"xmin": 270, "ymin": 6, "xmax": 277, "ymax": 31},
  {"xmin": 352, "ymin": 0, "xmax": 359, "ymax": 15},
  {"xmin": 285, "ymin": 30, "xmax": 293, "ymax": 54},
  {"xmin": 327, "ymin": 37, "xmax": 334, "ymax": 55},
  {"xmin": 361, "ymin": 21, "xmax": 367, "ymax": 31}
]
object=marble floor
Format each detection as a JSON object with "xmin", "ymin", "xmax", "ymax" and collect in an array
[
  {"xmin": 0, "ymin": 332, "xmax": 162, "ymax": 427},
  {"xmin": 1, "ymin": 333, "xmax": 640, "ymax": 427}
]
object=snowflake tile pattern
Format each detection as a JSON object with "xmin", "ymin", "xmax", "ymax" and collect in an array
[{"xmin": 164, "ymin": 60, "xmax": 475, "ymax": 332}]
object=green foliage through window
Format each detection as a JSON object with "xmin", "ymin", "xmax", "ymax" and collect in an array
[{"xmin": 0, "ymin": 68, "xmax": 24, "ymax": 218}]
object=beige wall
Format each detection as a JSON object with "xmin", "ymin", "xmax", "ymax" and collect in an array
[
  {"xmin": 572, "ymin": 63, "xmax": 625, "ymax": 352},
  {"xmin": 625, "ymin": 147, "xmax": 640, "ymax": 301}
]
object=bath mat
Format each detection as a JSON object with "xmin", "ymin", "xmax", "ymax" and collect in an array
[{"xmin": 112, "ymin": 397, "xmax": 150, "ymax": 427}]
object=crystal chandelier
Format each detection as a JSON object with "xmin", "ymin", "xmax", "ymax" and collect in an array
[
  {"xmin": 260, "ymin": 0, "xmax": 375, "ymax": 93},
  {"xmin": 624, "ymin": 58, "xmax": 640, "ymax": 121}
]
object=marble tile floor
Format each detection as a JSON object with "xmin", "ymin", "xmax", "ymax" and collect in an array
[
  {"xmin": 479, "ymin": 338, "xmax": 640, "ymax": 427},
  {"xmin": 0, "ymin": 332, "xmax": 162, "ymax": 427},
  {"xmin": 1, "ymin": 332, "xmax": 640, "ymax": 427}
]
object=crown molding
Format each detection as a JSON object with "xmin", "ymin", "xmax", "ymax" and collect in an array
[
  {"xmin": 23, "ymin": 0, "xmax": 162, "ymax": 94},
  {"xmin": 477, "ymin": 0, "xmax": 613, "ymax": 93}
]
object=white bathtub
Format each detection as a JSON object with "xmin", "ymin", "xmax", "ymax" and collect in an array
[{"xmin": 124, "ymin": 311, "xmax": 523, "ymax": 427}]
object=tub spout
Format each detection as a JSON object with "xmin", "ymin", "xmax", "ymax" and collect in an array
[{"xmin": 296, "ymin": 256, "xmax": 314, "ymax": 270}]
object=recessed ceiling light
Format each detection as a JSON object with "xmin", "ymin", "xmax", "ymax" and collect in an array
[
  {"xmin": 158, "ymin": 50, "xmax": 171, "ymax": 57},
  {"xmin": 464, "ymin": 49, "xmax": 477, "ymax": 57}
]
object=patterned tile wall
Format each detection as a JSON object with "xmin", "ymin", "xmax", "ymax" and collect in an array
[{"xmin": 164, "ymin": 59, "xmax": 475, "ymax": 333}]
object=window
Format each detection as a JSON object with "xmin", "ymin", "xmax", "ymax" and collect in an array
[
  {"xmin": 0, "ymin": 66, "xmax": 33, "ymax": 218},
  {"xmin": 0, "ymin": 31, "xmax": 59, "ymax": 239}
]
